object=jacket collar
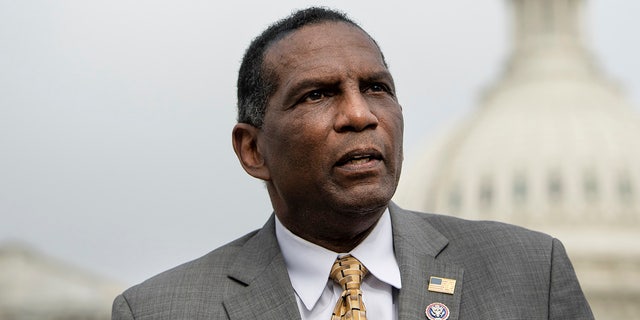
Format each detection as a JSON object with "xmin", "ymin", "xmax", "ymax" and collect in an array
[{"xmin": 223, "ymin": 215, "xmax": 302, "ymax": 320}]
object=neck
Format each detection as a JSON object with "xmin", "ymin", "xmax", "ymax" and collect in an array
[{"xmin": 276, "ymin": 206, "xmax": 386, "ymax": 253}]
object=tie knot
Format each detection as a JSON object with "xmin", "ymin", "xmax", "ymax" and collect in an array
[{"xmin": 330, "ymin": 255, "xmax": 368, "ymax": 290}]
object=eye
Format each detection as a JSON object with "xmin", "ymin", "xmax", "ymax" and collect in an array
[
  {"xmin": 364, "ymin": 83, "xmax": 393, "ymax": 96},
  {"xmin": 369, "ymin": 84, "xmax": 387, "ymax": 92},
  {"xmin": 305, "ymin": 91, "xmax": 325, "ymax": 102},
  {"xmin": 298, "ymin": 89, "xmax": 334, "ymax": 105}
]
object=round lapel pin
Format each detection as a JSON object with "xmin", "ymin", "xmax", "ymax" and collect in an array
[{"xmin": 425, "ymin": 302, "xmax": 450, "ymax": 320}]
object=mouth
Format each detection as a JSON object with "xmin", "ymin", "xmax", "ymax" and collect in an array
[{"xmin": 335, "ymin": 148, "xmax": 383, "ymax": 168}]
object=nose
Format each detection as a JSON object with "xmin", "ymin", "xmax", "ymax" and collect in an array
[{"xmin": 334, "ymin": 91, "xmax": 379, "ymax": 132}]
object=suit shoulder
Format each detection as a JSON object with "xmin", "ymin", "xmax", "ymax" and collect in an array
[
  {"xmin": 405, "ymin": 209, "xmax": 555, "ymax": 258},
  {"xmin": 426, "ymin": 211, "xmax": 550, "ymax": 241},
  {"xmin": 119, "ymin": 229, "xmax": 260, "ymax": 310}
]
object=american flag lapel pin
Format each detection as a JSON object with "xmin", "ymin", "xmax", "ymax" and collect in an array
[{"xmin": 427, "ymin": 276, "xmax": 456, "ymax": 295}]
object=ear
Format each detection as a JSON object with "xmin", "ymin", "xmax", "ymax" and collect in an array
[{"xmin": 232, "ymin": 123, "xmax": 271, "ymax": 181}]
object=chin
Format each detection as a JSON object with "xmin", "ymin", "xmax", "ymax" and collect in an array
[{"xmin": 335, "ymin": 191, "xmax": 393, "ymax": 215}]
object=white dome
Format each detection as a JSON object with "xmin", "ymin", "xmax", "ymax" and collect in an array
[
  {"xmin": 397, "ymin": 69, "xmax": 640, "ymax": 227},
  {"xmin": 396, "ymin": 0, "xmax": 640, "ymax": 228},
  {"xmin": 394, "ymin": 1, "xmax": 640, "ymax": 318}
]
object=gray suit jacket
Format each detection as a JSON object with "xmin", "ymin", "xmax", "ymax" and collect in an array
[{"xmin": 112, "ymin": 203, "xmax": 593, "ymax": 319}]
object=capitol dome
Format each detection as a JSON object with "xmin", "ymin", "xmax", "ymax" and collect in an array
[{"xmin": 394, "ymin": 0, "xmax": 640, "ymax": 318}]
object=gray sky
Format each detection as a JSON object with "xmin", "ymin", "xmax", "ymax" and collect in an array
[{"xmin": 1, "ymin": 0, "xmax": 639, "ymax": 285}]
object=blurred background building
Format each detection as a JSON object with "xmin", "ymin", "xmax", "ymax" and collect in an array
[
  {"xmin": 395, "ymin": 0, "xmax": 640, "ymax": 318},
  {"xmin": 0, "ymin": 243, "xmax": 122, "ymax": 319}
]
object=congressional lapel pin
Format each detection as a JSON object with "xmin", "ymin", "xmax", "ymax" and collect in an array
[
  {"xmin": 425, "ymin": 302, "xmax": 450, "ymax": 320},
  {"xmin": 428, "ymin": 276, "xmax": 456, "ymax": 295}
]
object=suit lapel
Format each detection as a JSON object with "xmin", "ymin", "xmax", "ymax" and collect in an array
[
  {"xmin": 223, "ymin": 215, "xmax": 301, "ymax": 320},
  {"xmin": 390, "ymin": 203, "xmax": 464, "ymax": 320}
]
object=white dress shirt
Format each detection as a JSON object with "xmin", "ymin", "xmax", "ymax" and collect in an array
[{"xmin": 275, "ymin": 209, "xmax": 402, "ymax": 320}]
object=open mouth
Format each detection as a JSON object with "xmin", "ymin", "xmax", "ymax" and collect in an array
[
  {"xmin": 347, "ymin": 155, "xmax": 373, "ymax": 165},
  {"xmin": 336, "ymin": 149, "xmax": 383, "ymax": 167}
]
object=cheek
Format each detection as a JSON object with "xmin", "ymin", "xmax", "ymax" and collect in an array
[
  {"xmin": 379, "ymin": 109, "xmax": 404, "ymax": 140},
  {"xmin": 264, "ymin": 122, "xmax": 329, "ymax": 168},
  {"xmin": 391, "ymin": 109, "xmax": 404, "ymax": 141},
  {"xmin": 379, "ymin": 109, "xmax": 404, "ymax": 167}
]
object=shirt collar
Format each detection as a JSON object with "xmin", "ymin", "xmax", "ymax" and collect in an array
[{"xmin": 275, "ymin": 209, "xmax": 402, "ymax": 311}]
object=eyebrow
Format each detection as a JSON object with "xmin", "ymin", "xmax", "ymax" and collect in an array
[
  {"xmin": 359, "ymin": 70, "xmax": 395, "ymax": 87},
  {"xmin": 285, "ymin": 69, "xmax": 395, "ymax": 96},
  {"xmin": 286, "ymin": 77, "xmax": 340, "ymax": 96},
  {"xmin": 278, "ymin": 76, "xmax": 339, "ymax": 108}
]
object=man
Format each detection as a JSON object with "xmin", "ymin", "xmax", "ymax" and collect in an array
[{"xmin": 112, "ymin": 7, "xmax": 593, "ymax": 320}]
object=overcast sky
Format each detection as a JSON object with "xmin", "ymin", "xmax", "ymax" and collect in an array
[{"xmin": 1, "ymin": 0, "xmax": 639, "ymax": 285}]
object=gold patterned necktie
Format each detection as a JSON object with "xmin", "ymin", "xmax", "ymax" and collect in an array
[{"xmin": 329, "ymin": 255, "xmax": 368, "ymax": 320}]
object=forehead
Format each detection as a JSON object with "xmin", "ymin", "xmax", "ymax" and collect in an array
[{"xmin": 263, "ymin": 21, "xmax": 386, "ymax": 79}]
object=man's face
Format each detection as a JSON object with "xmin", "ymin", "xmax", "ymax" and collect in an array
[{"xmin": 256, "ymin": 21, "xmax": 403, "ymax": 219}]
